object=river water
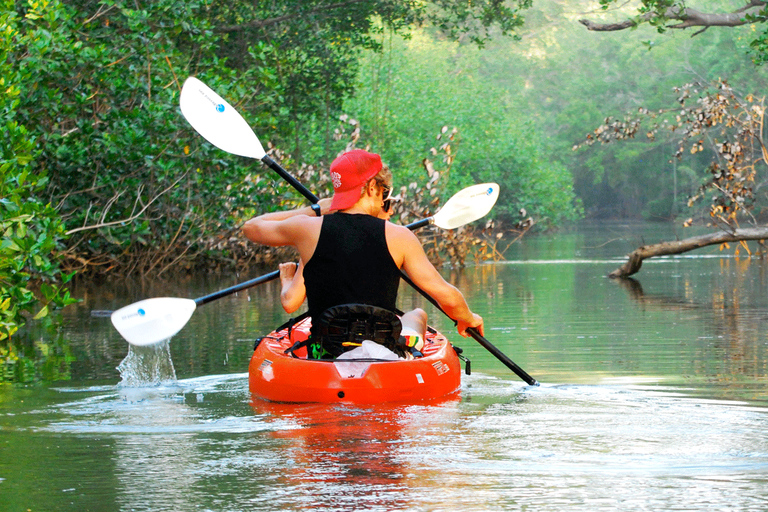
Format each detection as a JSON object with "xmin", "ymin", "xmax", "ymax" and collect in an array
[{"xmin": 2, "ymin": 221, "xmax": 768, "ymax": 511}]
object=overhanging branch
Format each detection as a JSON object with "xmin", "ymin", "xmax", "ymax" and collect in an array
[{"xmin": 580, "ymin": 1, "xmax": 766, "ymax": 33}]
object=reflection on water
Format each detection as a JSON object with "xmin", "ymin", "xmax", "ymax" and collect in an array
[
  {"xmin": 248, "ymin": 399, "xmax": 463, "ymax": 510},
  {"xmin": 4, "ymin": 221, "xmax": 768, "ymax": 510},
  {"xmin": 2, "ymin": 373, "xmax": 767, "ymax": 511}
]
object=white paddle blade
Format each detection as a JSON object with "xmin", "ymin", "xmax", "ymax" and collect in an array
[
  {"xmin": 111, "ymin": 298, "xmax": 197, "ymax": 346},
  {"xmin": 179, "ymin": 77, "xmax": 266, "ymax": 160},
  {"xmin": 432, "ymin": 183, "xmax": 500, "ymax": 230}
]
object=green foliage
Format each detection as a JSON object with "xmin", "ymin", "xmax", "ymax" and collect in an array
[
  {"xmin": 4, "ymin": 0, "xmax": 534, "ymax": 279},
  {"xmin": 181, "ymin": 0, "xmax": 534, "ymax": 158},
  {"xmin": 0, "ymin": 2, "xmax": 78, "ymax": 382},
  {"xmin": 1, "ymin": 3, "xmax": 76, "ymax": 339},
  {"xmin": 8, "ymin": 0, "xmax": 765, "ymax": 275},
  {"xmin": 341, "ymin": 31, "xmax": 582, "ymax": 228},
  {"xmin": 746, "ymin": 6, "xmax": 768, "ymax": 65},
  {"xmin": 471, "ymin": 0, "xmax": 766, "ymax": 220},
  {"xmin": 6, "ymin": 0, "xmax": 282, "ymax": 274},
  {"xmin": 426, "ymin": 0, "xmax": 532, "ymax": 46}
]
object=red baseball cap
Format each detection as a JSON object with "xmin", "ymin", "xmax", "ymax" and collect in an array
[{"xmin": 329, "ymin": 150, "xmax": 383, "ymax": 211}]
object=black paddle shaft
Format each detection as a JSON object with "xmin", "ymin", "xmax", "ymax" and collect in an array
[
  {"xmin": 261, "ymin": 155, "xmax": 319, "ymax": 204},
  {"xmin": 398, "ymin": 271, "xmax": 538, "ymax": 386},
  {"xmin": 465, "ymin": 328, "xmax": 538, "ymax": 386},
  {"xmin": 194, "ymin": 270, "xmax": 279, "ymax": 307}
]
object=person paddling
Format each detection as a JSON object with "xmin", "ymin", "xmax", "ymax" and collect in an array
[
  {"xmin": 242, "ymin": 149, "xmax": 483, "ymax": 358},
  {"xmin": 275, "ymin": 189, "xmax": 435, "ymax": 356},
  {"xmin": 277, "ymin": 188, "xmax": 399, "ymax": 315}
]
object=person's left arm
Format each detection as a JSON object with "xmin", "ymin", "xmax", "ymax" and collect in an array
[{"xmin": 242, "ymin": 198, "xmax": 332, "ymax": 247}]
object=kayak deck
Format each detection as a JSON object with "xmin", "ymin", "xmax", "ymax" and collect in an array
[{"xmin": 249, "ymin": 316, "xmax": 462, "ymax": 403}]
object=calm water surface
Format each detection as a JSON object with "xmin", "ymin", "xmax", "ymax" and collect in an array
[{"xmin": 2, "ymin": 221, "xmax": 768, "ymax": 511}]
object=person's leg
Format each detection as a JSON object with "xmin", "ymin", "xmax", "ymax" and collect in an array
[
  {"xmin": 400, "ymin": 308, "xmax": 427, "ymax": 337},
  {"xmin": 400, "ymin": 308, "xmax": 427, "ymax": 355}
]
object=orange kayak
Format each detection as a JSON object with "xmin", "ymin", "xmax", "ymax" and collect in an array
[{"xmin": 249, "ymin": 316, "xmax": 462, "ymax": 403}]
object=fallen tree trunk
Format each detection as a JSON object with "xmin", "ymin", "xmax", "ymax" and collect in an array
[{"xmin": 609, "ymin": 227, "xmax": 768, "ymax": 278}]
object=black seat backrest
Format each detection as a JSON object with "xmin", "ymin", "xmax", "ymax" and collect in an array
[{"xmin": 317, "ymin": 304, "xmax": 402, "ymax": 357}]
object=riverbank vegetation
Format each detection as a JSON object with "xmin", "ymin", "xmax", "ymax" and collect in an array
[{"xmin": 3, "ymin": 0, "xmax": 768, "ymax": 381}]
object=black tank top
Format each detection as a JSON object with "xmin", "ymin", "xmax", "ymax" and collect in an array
[{"xmin": 304, "ymin": 213, "xmax": 401, "ymax": 337}]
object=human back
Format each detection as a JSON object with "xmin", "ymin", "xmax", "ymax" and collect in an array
[{"xmin": 303, "ymin": 212, "xmax": 400, "ymax": 331}]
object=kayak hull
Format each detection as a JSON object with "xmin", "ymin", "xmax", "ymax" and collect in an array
[{"xmin": 248, "ymin": 316, "xmax": 461, "ymax": 404}]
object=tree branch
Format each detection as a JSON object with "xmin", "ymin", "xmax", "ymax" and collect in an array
[
  {"xmin": 580, "ymin": 1, "xmax": 766, "ymax": 33},
  {"xmin": 608, "ymin": 227, "xmax": 768, "ymax": 278},
  {"xmin": 65, "ymin": 173, "xmax": 187, "ymax": 235},
  {"xmin": 579, "ymin": 12, "xmax": 652, "ymax": 31}
]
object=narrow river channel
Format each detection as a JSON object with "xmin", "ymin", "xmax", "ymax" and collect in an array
[{"xmin": 2, "ymin": 221, "xmax": 767, "ymax": 511}]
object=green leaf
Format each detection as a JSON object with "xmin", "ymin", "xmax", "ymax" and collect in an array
[{"xmin": 32, "ymin": 305, "xmax": 49, "ymax": 320}]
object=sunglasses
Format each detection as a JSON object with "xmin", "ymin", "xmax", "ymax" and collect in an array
[{"xmin": 381, "ymin": 185, "xmax": 401, "ymax": 212}]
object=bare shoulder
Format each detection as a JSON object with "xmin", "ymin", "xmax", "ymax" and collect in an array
[
  {"xmin": 385, "ymin": 221, "xmax": 419, "ymax": 244},
  {"xmin": 385, "ymin": 221, "xmax": 425, "ymax": 267},
  {"xmin": 286, "ymin": 214, "xmax": 323, "ymax": 242}
]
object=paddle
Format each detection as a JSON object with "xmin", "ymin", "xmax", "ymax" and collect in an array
[
  {"xmin": 110, "ymin": 271, "xmax": 280, "ymax": 347},
  {"xmin": 398, "ymin": 272, "xmax": 539, "ymax": 386},
  {"xmin": 179, "ymin": 76, "xmax": 318, "ymax": 204},
  {"xmin": 408, "ymin": 183, "xmax": 499, "ymax": 231},
  {"xmin": 111, "ymin": 184, "xmax": 500, "ymax": 346}
]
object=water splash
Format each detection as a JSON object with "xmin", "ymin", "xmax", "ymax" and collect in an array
[{"xmin": 117, "ymin": 340, "xmax": 177, "ymax": 387}]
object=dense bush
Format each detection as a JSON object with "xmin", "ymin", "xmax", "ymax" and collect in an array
[
  {"xmin": 1, "ymin": 0, "xmax": 538, "ymax": 381},
  {"xmin": 1, "ymin": 4, "xmax": 77, "ymax": 381}
]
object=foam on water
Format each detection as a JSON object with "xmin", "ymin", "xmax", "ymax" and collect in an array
[
  {"xmin": 116, "ymin": 339, "xmax": 177, "ymax": 387},
  {"xmin": 37, "ymin": 373, "xmax": 297, "ymax": 435}
]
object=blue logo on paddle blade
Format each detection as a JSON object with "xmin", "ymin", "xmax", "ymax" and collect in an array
[
  {"xmin": 216, "ymin": 103, "xmax": 225, "ymax": 113},
  {"xmin": 487, "ymin": 187, "xmax": 494, "ymax": 195},
  {"xmin": 138, "ymin": 308, "xmax": 145, "ymax": 316}
]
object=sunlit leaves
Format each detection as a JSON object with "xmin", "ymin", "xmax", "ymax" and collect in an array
[
  {"xmin": 426, "ymin": 0, "xmax": 531, "ymax": 46},
  {"xmin": 0, "ymin": 1, "xmax": 77, "ymax": 352}
]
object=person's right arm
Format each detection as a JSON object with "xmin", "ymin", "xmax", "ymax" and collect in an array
[{"xmin": 389, "ymin": 225, "xmax": 484, "ymax": 337}]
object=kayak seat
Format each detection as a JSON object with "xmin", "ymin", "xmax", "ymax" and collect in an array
[{"xmin": 317, "ymin": 304, "xmax": 402, "ymax": 359}]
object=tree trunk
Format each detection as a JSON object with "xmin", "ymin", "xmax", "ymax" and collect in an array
[{"xmin": 608, "ymin": 227, "xmax": 768, "ymax": 278}]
